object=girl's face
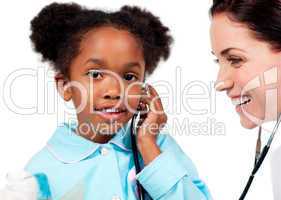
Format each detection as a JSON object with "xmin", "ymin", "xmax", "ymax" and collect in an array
[
  {"xmin": 60, "ymin": 26, "xmax": 145, "ymax": 138},
  {"xmin": 210, "ymin": 13, "xmax": 281, "ymax": 129}
]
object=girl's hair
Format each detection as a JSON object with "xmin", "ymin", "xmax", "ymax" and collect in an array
[
  {"xmin": 210, "ymin": 0, "xmax": 281, "ymax": 51},
  {"xmin": 30, "ymin": 2, "xmax": 173, "ymax": 77}
]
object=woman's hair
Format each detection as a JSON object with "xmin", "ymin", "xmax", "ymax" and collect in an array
[
  {"xmin": 210, "ymin": 0, "xmax": 281, "ymax": 51},
  {"xmin": 30, "ymin": 2, "xmax": 173, "ymax": 77}
]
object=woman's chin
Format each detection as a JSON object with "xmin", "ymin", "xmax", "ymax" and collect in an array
[
  {"xmin": 238, "ymin": 107, "xmax": 265, "ymax": 129},
  {"xmin": 240, "ymin": 116, "xmax": 259, "ymax": 129}
]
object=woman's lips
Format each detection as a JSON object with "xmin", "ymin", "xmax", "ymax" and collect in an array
[
  {"xmin": 231, "ymin": 96, "xmax": 252, "ymax": 113},
  {"xmin": 231, "ymin": 96, "xmax": 252, "ymax": 106}
]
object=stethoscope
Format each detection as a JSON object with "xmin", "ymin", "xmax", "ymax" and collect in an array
[
  {"xmin": 131, "ymin": 93, "xmax": 281, "ymax": 200},
  {"xmin": 130, "ymin": 82, "xmax": 151, "ymax": 200},
  {"xmin": 239, "ymin": 115, "xmax": 281, "ymax": 200},
  {"xmin": 130, "ymin": 112, "xmax": 147, "ymax": 200}
]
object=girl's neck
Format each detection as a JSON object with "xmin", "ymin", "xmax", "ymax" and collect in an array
[{"xmin": 76, "ymin": 122, "xmax": 115, "ymax": 144}]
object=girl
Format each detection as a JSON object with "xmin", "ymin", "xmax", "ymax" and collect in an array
[
  {"xmin": 210, "ymin": 0, "xmax": 281, "ymax": 199},
  {"xmin": 1, "ymin": 2, "xmax": 211, "ymax": 200}
]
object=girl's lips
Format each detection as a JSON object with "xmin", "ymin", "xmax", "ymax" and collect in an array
[
  {"xmin": 93, "ymin": 105, "xmax": 128, "ymax": 121},
  {"xmin": 96, "ymin": 110, "xmax": 127, "ymax": 121}
]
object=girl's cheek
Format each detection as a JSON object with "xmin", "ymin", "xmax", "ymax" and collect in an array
[
  {"xmin": 125, "ymin": 87, "xmax": 142, "ymax": 113},
  {"xmin": 125, "ymin": 96, "xmax": 140, "ymax": 114},
  {"xmin": 71, "ymin": 90, "xmax": 84, "ymax": 109}
]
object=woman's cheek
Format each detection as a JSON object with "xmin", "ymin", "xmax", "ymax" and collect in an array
[{"xmin": 240, "ymin": 88, "xmax": 266, "ymax": 127}]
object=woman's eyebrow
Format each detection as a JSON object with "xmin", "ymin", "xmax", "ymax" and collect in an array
[{"xmin": 220, "ymin": 47, "xmax": 246, "ymax": 56}]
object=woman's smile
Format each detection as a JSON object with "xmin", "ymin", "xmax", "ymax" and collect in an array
[{"xmin": 230, "ymin": 95, "xmax": 252, "ymax": 112}]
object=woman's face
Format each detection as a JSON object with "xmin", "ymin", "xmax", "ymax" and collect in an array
[
  {"xmin": 59, "ymin": 26, "xmax": 145, "ymax": 138},
  {"xmin": 210, "ymin": 13, "xmax": 281, "ymax": 129}
]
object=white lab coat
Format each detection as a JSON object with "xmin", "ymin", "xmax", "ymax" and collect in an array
[{"xmin": 271, "ymin": 145, "xmax": 281, "ymax": 200}]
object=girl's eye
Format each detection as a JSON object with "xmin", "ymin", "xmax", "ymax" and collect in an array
[
  {"xmin": 214, "ymin": 59, "xmax": 219, "ymax": 64},
  {"xmin": 124, "ymin": 73, "xmax": 138, "ymax": 81},
  {"xmin": 86, "ymin": 70, "xmax": 103, "ymax": 79}
]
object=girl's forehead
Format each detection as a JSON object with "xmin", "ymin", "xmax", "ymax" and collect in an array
[
  {"xmin": 69, "ymin": 26, "xmax": 145, "ymax": 73},
  {"xmin": 77, "ymin": 26, "xmax": 144, "ymax": 60},
  {"xmin": 81, "ymin": 26, "xmax": 142, "ymax": 51}
]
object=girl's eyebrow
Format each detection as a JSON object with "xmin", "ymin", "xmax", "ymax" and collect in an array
[
  {"xmin": 85, "ymin": 58, "xmax": 141, "ymax": 69},
  {"xmin": 85, "ymin": 58, "xmax": 105, "ymax": 65},
  {"xmin": 123, "ymin": 62, "xmax": 141, "ymax": 68}
]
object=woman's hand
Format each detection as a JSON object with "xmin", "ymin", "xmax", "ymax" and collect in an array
[{"xmin": 136, "ymin": 85, "xmax": 167, "ymax": 165}]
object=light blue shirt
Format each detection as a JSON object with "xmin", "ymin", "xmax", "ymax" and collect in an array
[{"xmin": 25, "ymin": 122, "xmax": 212, "ymax": 200}]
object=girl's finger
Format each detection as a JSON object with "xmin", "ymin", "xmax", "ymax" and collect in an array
[
  {"xmin": 147, "ymin": 85, "xmax": 165, "ymax": 112},
  {"xmin": 140, "ymin": 85, "xmax": 164, "ymax": 114}
]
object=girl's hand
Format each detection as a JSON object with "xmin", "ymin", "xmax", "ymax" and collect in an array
[{"xmin": 136, "ymin": 85, "xmax": 167, "ymax": 165}]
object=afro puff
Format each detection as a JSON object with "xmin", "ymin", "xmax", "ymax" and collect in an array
[{"xmin": 30, "ymin": 2, "xmax": 173, "ymax": 77}]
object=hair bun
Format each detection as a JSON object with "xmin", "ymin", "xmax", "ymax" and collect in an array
[
  {"xmin": 120, "ymin": 6, "xmax": 172, "ymax": 73},
  {"xmin": 30, "ymin": 2, "xmax": 84, "ymax": 62}
]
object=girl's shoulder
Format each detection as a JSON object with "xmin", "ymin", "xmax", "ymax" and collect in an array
[
  {"xmin": 24, "ymin": 146, "xmax": 55, "ymax": 174},
  {"xmin": 156, "ymin": 131, "xmax": 199, "ymax": 178}
]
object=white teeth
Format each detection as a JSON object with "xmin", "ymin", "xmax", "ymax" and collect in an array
[
  {"xmin": 95, "ymin": 108, "xmax": 123, "ymax": 113},
  {"xmin": 232, "ymin": 98, "xmax": 241, "ymax": 106},
  {"xmin": 102, "ymin": 108, "xmax": 120, "ymax": 113},
  {"xmin": 242, "ymin": 96, "xmax": 251, "ymax": 104},
  {"xmin": 231, "ymin": 96, "xmax": 252, "ymax": 106}
]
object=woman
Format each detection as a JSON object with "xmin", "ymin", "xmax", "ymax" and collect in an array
[{"xmin": 210, "ymin": 0, "xmax": 281, "ymax": 199}]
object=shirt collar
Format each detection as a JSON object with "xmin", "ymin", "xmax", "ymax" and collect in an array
[{"xmin": 46, "ymin": 121, "xmax": 133, "ymax": 164}]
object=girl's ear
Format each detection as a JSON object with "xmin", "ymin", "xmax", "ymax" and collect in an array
[{"xmin": 54, "ymin": 73, "xmax": 72, "ymax": 101}]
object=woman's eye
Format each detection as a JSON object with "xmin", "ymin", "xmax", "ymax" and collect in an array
[
  {"xmin": 124, "ymin": 73, "xmax": 137, "ymax": 81},
  {"xmin": 86, "ymin": 70, "xmax": 103, "ymax": 79},
  {"xmin": 214, "ymin": 59, "xmax": 219, "ymax": 64},
  {"xmin": 227, "ymin": 57, "xmax": 243, "ymax": 66}
]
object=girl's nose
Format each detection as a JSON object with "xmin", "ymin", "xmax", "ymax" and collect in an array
[
  {"xmin": 103, "ymin": 91, "xmax": 121, "ymax": 100},
  {"xmin": 102, "ymin": 77, "xmax": 122, "ymax": 100},
  {"xmin": 215, "ymin": 66, "xmax": 234, "ymax": 91}
]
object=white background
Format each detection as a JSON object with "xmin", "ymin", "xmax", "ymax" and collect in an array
[{"xmin": 0, "ymin": 1, "xmax": 279, "ymax": 199}]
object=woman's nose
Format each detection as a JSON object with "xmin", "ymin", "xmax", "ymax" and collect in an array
[{"xmin": 215, "ymin": 66, "xmax": 234, "ymax": 91}]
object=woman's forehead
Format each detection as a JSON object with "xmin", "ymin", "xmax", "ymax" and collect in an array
[{"xmin": 210, "ymin": 13, "xmax": 257, "ymax": 55}]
